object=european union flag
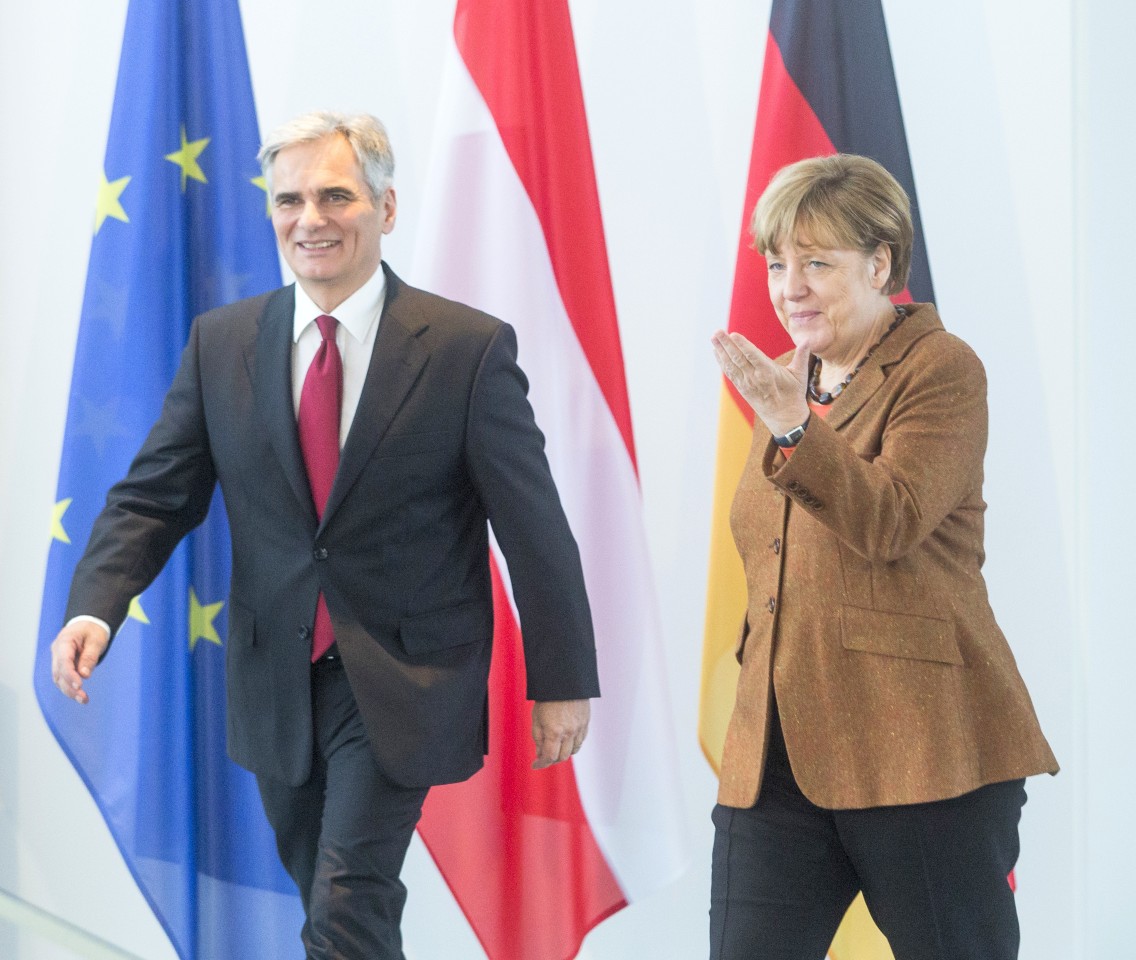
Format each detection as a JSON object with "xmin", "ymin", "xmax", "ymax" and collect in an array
[{"xmin": 33, "ymin": 0, "xmax": 304, "ymax": 956}]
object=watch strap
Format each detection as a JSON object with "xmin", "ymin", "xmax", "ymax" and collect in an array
[{"xmin": 772, "ymin": 417, "xmax": 810, "ymax": 448}]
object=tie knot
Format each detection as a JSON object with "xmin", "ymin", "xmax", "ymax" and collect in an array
[{"xmin": 315, "ymin": 314, "xmax": 338, "ymax": 341}]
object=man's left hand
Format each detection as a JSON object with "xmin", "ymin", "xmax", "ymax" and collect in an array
[{"xmin": 532, "ymin": 699, "xmax": 590, "ymax": 769}]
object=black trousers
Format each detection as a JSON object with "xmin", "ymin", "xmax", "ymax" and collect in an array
[
  {"xmin": 710, "ymin": 707, "xmax": 1026, "ymax": 960},
  {"xmin": 257, "ymin": 656, "xmax": 429, "ymax": 960}
]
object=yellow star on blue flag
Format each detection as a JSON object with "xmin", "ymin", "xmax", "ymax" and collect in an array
[
  {"xmin": 51, "ymin": 498, "xmax": 72, "ymax": 544},
  {"xmin": 165, "ymin": 125, "xmax": 210, "ymax": 192},
  {"xmin": 127, "ymin": 595, "xmax": 149, "ymax": 625},
  {"xmin": 188, "ymin": 587, "xmax": 224, "ymax": 652},
  {"xmin": 251, "ymin": 175, "xmax": 272, "ymax": 216},
  {"xmin": 95, "ymin": 170, "xmax": 131, "ymax": 234}
]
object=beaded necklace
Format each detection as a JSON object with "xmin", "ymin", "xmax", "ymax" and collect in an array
[{"xmin": 807, "ymin": 305, "xmax": 906, "ymax": 405}]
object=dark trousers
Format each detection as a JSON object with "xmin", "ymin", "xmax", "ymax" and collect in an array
[
  {"xmin": 710, "ymin": 708, "xmax": 1026, "ymax": 960},
  {"xmin": 257, "ymin": 656, "xmax": 429, "ymax": 960}
]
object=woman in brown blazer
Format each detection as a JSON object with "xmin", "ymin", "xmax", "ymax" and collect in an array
[{"xmin": 708, "ymin": 155, "xmax": 1057, "ymax": 960}]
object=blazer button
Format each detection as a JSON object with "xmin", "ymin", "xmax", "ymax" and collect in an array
[
  {"xmin": 314, "ymin": 547, "xmax": 329, "ymax": 561},
  {"xmin": 772, "ymin": 538, "xmax": 781, "ymax": 555},
  {"xmin": 767, "ymin": 596, "xmax": 776, "ymax": 613},
  {"xmin": 298, "ymin": 625, "xmax": 311, "ymax": 642}
]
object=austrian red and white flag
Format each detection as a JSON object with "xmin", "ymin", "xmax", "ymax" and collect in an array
[{"xmin": 410, "ymin": 0, "xmax": 688, "ymax": 957}]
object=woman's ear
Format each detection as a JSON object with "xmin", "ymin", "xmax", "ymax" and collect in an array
[{"xmin": 869, "ymin": 242, "xmax": 892, "ymax": 291}]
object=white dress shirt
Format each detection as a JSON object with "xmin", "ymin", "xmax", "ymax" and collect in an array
[{"xmin": 291, "ymin": 267, "xmax": 386, "ymax": 447}]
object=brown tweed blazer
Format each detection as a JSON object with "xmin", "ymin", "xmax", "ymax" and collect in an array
[{"xmin": 718, "ymin": 302, "xmax": 1058, "ymax": 810}]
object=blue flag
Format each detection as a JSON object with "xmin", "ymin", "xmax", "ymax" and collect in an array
[{"xmin": 33, "ymin": 1, "xmax": 304, "ymax": 956}]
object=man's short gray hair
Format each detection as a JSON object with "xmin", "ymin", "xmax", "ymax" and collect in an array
[{"xmin": 257, "ymin": 111, "xmax": 395, "ymax": 202}]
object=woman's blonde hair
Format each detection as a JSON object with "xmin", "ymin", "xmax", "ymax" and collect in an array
[{"xmin": 750, "ymin": 154, "xmax": 913, "ymax": 296}]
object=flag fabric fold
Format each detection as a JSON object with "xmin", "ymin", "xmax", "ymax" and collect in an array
[
  {"xmin": 33, "ymin": 1, "xmax": 303, "ymax": 957},
  {"xmin": 411, "ymin": 0, "xmax": 688, "ymax": 957},
  {"xmin": 699, "ymin": 2, "xmax": 934, "ymax": 958}
]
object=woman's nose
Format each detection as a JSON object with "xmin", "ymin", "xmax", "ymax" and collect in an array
[{"xmin": 782, "ymin": 263, "xmax": 808, "ymax": 299}]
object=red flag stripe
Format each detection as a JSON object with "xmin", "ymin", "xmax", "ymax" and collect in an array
[
  {"xmin": 415, "ymin": 2, "xmax": 642, "ymax": 956},
  {"xmin": 453, "ymin": 0, "xmax": 637, "ymax": 469},
  {"xmin": 418, "ymin": 559, "xmax": 625, "ymax": 960}
]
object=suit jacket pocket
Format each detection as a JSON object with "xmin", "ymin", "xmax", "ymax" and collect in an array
[
  {"xmin": 225, "ymin": 596, "xmax": 277, "ymax": 769},
  {"xmin": 840, "ymin": 604, "xmax": 963, "ymax": 666},
  {"xmin": 399, "ymin": 599, "xmax": 493, "ymax": 656}
]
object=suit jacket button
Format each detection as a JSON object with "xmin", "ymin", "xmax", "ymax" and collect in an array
[
  {"xmin": 314, "ymin": 547, "xmax": 329, "ymax": 561},
  {"xmin": 767, "ymin": 596, "xmax": 776, "ymax": 613},
  {"xmin": 298, "ymin": 625, "xmax": 311, "ymax": 641},
  {"xmin": 772, "ymin": 538, "xmax": 781, "ymax": 554}
]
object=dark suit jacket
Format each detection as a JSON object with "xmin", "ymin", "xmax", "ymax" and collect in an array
[
  {"xmin": 718, "ymin": 303, "xmax": 1057, "ymax": 810},
  {"xmin": 67, "ymin": 264, "xmax": 599, "ymax": 788}
]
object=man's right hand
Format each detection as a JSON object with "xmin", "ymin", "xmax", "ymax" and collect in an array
[{"xmin": 51, "ymin": 621, "xmax": 110, "ymax": 705}]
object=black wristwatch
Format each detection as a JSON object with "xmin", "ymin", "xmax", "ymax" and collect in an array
[{"xmin": 772, "ymin": 416, "xmax": 810, "ymax": 448}]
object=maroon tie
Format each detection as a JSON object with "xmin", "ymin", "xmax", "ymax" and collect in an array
[{"xmin": 297, "ymin": 314, "xmax": 342, "ymax": 662}]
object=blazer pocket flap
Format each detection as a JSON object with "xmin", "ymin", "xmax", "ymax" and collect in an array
[
  {"xmin": 840, "ymin": 605, "xmax": 962, "ymax": 665},
  {"xmin": 399, "ymin": 600, "xmax": 493, "ymax": 656}
]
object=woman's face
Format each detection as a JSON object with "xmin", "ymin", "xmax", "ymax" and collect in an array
[{"xmin": 765, "ymin": 236, "xmax": 892, "ymax": 361}]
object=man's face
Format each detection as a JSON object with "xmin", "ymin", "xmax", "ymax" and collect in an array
[{"xmin": 270, "ymin": 134, "xmax": 396, "ymax": 312}]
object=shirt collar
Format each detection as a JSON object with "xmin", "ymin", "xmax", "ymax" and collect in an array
[{"xmin": 292, "ymin": 266, "xmax": 387, "ymax": 344}]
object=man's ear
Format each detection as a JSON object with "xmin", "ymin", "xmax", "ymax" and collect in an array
[{"xmin": 381, "ymin": 187, "xmax": 398, "ymax": 235}]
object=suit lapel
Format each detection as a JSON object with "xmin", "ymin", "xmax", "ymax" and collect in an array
[
  {"xmin": 815, "ymin": 303, "xmax": 942, "ymax": 432},
  {"xmin": 819, "ymin": 364, "xmax": 884, "ymax": 432},
  {"xmin": 321, "ymin": 267, "xmax": 429, "ymax": 527},
  {"xmin": 249, "ymin": 285, "xmax": 317, "ymax": 521}
]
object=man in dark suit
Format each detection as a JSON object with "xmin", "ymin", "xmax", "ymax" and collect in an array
[{"xmin": 49, "ymin": 111, "xmax": 599, "ymax": 960}]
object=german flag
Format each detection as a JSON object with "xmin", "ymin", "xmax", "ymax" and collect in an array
[{"xmin": 699, "ymin": 2, "xmax": 933, "ymax": 957}]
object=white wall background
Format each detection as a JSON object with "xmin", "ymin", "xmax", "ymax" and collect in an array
[{"xmin": 0, "ymin": 0, "xmax": 1132, "ymax": 957}]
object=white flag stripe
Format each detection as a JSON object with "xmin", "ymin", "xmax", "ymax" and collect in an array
[{"xmin": 411, "ymin": 50, "xmax": 688, "ymax": 901}]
